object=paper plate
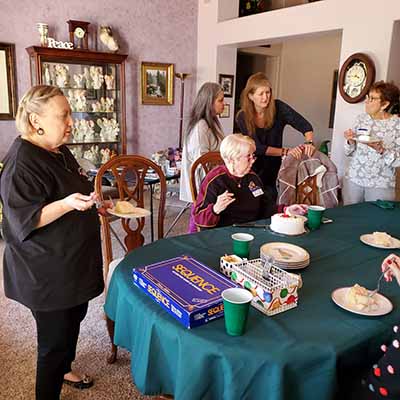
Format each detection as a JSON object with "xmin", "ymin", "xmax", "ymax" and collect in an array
[
  {"xmin": 260, "ymin": 242, "xmax": 310, "ymax": 264},
  {"xmin": 107, "ymin": 207, "xmax": 151, "ymax": 219},
  {"xmin": 331, "ymin": 287, "xmax": 393, "ymax": 316},
  {"xmin": 360, "ymin": 234, "xmax": 400, "ymax": 249}
]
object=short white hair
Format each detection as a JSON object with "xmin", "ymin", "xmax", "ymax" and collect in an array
[{"xmin": 220, "ymin": 133, "xmax": 256, "ymax": 162}]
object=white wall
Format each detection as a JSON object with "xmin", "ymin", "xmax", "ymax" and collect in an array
[
  {"xmin": 279, "ymin": 32, "xmax": 342, "ymax": 148},
  {"xmin": 197, "ymin": 0, "xmax": 400, "ymax": 177}
]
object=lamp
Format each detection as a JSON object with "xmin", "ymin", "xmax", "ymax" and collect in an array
[{"xmin": 175, "ymin": 72, "xmax": 191, "ymax": 149}]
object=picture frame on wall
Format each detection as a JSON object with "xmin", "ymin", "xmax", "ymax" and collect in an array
[
  {"xmin": 220, "ymin": 103, "xmax": 230, "ymax": 118},
  {"xmin": 141, "ymin": 62, "xmax": 174, "ymax": 105},
  {"xmin": 218, "ymin": 74, "xmax": 234, "ymax": 98},
  {"xmin": 0, "ymin": 42, "xmax": 17, "ymax": 120}
]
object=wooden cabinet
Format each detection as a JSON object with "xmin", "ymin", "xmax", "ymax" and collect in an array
[{"xmin": 26, "ymin": 46, "xmax": 128, "ymax": 167}]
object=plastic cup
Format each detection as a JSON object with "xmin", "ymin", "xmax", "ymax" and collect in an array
[
  {"xmin": 231, "ymin": 233, "xmax": 254, "ymax": 258},
  {"xmin": 222, "ymin": 288, "xmax": 253, "ymax": 336},
  {"xmin": 307, "ymin": 206, "xmax": 326, "ymax": 230}
]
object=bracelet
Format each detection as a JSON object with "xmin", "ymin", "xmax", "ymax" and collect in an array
[{"xmin": 282, "ymin": 148, "xmax": 288, "ymax": 157}]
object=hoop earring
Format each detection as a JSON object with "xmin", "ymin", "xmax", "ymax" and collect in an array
[{"xmin": 37, "ymin": 128, "xmax": 44, "ymax": 135}]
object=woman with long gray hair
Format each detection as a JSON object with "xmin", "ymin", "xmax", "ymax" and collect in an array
[{"xmin": 179, "ymin": 82, "xmax": 225, "ymax": 230}]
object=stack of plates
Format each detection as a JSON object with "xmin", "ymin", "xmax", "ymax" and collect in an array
[{"xmin": 260, "ymin": 242, "xmax": 310, "ymax": 270}]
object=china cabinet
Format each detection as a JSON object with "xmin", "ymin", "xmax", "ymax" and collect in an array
[{"xmin": 26, "ymin": 46, "xmax": 128, "ymax": 167}]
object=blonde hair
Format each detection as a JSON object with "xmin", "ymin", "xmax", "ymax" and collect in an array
[
  {"xmin": 16, "ymin": 85, "xmax": 64, "ymax": 135},
  {"xmin": 220, "ymin": 133, "xmax": 256, "ymax": 162},
  {"xmin": 237, "ymin": 72, "xmax": 276, "ymax": 135}
]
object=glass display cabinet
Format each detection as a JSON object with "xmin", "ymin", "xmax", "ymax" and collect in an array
[{"xmin": 26, "ymin": 46, "xmax": 128, "ymax": 167}]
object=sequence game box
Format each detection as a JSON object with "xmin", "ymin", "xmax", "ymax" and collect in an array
[{"xmin": 132, "ymin": 255, "xmax": 237, "ymax": 328}]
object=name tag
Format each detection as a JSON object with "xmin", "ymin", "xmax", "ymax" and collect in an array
[{"xmin": 248, "ymin": 181, "xmax": 264, "ymax": 197}]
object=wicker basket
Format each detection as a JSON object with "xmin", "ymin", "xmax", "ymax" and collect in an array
[{"xmin": 220, "ymin": 256, "xmax": 301, "ymax": 316}]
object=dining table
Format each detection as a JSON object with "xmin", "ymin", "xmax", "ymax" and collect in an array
[{"xmin": 105, "ymin": 202, "xmax": 400, "ymax": 400}]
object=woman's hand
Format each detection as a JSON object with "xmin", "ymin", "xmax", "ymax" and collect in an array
[
  {"xmin": 303, "ymin": 144, "xmax": 316, "ymax": 157},
  {"xmin": 382, "ymin": 254, "xmax": 400, "ymax": 285},
  {"xmin": 344, "ymin": 129, "xmax": 356, "ymax": 144},
  {"xmin": 287, "ymin": 145, "xmax": 304, "ymax": 160},
  {"xmin": 212, "ymin": 190, "xmax": 235, "ymax": 214},
  {"xmin": 97, "ymin": 199, "xmax": 114, "ymax": 216},
  {"xmin": 62, "ymin": 193, "xmax": 96, "ymax": 212},
  {"xmin": 366, "ymin": 141, "xmax": 384, "ymax": 154}
]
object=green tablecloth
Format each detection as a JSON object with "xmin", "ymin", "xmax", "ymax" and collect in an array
[{"xmin": 105, "ymin": 202, "xmax": 400, "ymax": 400}]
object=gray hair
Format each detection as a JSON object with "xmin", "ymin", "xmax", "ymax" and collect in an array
[
  {"xmin": 185, "ymin": 82, "xmax": 224, "ymax": 144},
  {"xmin": 220, "ymin": 133, "xmax": 256, "ymax": 162},
  {"xmin": 16, "ymin": 85, "xmax": 64, "ymax": 135}
]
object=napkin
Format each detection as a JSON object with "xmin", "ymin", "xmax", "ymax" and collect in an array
[{"xmin": 373, "ymin": 200, "xmax": 396, "ymax": 209}]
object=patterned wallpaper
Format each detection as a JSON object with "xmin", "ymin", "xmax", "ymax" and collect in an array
[{"xmin": 0, "ymin": 0, "xmax": 198, "ymax": 158}]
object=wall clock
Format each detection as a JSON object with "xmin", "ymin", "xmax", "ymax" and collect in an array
[
  {"xmin": 338, "ymin": 53, "xmax": 375, "ymax": 103},
  {"xmin": 67, "ymin": 20, "xmax": 90, "ymax": 50}
]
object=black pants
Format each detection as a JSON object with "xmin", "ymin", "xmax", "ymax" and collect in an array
[{"xmin": 31, "ymin": 302, "xmax": 88, "ymax": 400}]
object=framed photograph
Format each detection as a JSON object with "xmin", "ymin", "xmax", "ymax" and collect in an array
[
  {"xmin": 220, "ymin": 103, "xmax": 230, "ymax": 118},
  {"xmin": 0, "ymin": 43, "xmax": 17, "ymax": 120},
  {"xmin": 219, "ymin": 74, "xmax": 234, "ymax": 98},
  {"xmin": 141, "ymin": 62, "xmax": 174, "ymax": 105}
]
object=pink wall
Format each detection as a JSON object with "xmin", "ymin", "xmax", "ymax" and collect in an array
[{"xmin": 0, "ymin": 0, "xmax": 198, "ymax": 158}]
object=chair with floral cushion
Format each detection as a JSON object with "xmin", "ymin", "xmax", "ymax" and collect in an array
[{"xmin": 95, "ymin": 155, "xmax": 167, "ymax": 363}]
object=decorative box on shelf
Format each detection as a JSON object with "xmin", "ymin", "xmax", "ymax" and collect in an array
[{"xmin": 220, "ymin": 256, "xmax": 301, "ymax": 316}]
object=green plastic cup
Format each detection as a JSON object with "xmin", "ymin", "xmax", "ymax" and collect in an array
[
  {"xmin": 231, "ymin": 233, "xmax": 254, "ymax": 258},
  {"xmin": 307, "ymin": 205, "xmax": 326, "ymax": 230},
  {"xmin": 222, "ymin": 288, "xmax": 253, "ymax": 336}
]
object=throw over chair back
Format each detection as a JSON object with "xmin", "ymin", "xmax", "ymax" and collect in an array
[
  {"xmin": 95, "ymin": 155, "xmax": 167, "ymax": 280},
  {"xmin": 296, "ymin": 175, "xmax": 318, "ymax": 205},
  {"xmin": 190, "ymin": 151, "xmax": 224, "ymax": 202}
]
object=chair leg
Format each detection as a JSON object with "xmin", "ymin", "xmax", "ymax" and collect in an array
[{"xmin": 106, "ymin": 316, "xmax": 118, "ymax": 364}]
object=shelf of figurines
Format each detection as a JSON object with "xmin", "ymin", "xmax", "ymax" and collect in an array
[
  {"xmin": 72, "ymin": 117, "xmax": 119, "ymax": 143},
  {"xmin": 69, "ymin": 145, "xmax": 117, "ymax": 167}
]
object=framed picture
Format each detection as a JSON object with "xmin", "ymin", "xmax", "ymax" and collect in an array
[
  {"xmin": 0, "ymin": 43, "xmax": 17, "ymax": 120},
  {"xmin": 141, "ymin": 62, "xmax": 174, "ymax": 105},
  {"xmin": 220, "ymin": 103, "xmax": 230, "ymax": 118},
  {"xmin": 219, "ymin": 74, "xmax": 234, "ymax": 98}
]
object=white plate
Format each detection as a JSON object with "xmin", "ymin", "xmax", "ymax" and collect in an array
[
  {"xmin": 107, "ymin": 207, "xmax": 151, "ymax": 219},
  {"xmin": 260, "ymin": 242, "xmax": 310, "ymax": 263},
  {"xmin": 331, "ymin": 287, "xmax": 393, "ymax": 316},
  {"xmin": 360, "ymin": 234, "xmax": 400, "ymax": 249},
  {"xmin": 354, "ymin": 137, "xmax": 381, "ymax": 144}
]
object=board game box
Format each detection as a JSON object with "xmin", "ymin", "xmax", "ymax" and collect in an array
[{"xmin": 132, "ymin": 255, "xmax": 237, "ymax": 328}]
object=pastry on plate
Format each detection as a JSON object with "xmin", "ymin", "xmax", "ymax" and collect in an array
[
  {"xmin": 345, "ymin": 284, "xmax": 378, "ymax": 311},
  {"xmin": 372, "ymin": 232, "xmax": 392, "ymax": 247},
  {"xmin": 114, "ymin": 200, "xmax": 136, "ymax": 214}
]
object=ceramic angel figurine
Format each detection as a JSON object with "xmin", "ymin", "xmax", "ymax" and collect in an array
[
  {"xmin": 91, "ymin": 101, "xmax": 102, "ymax": 113},
  {"xmin": 73, "ymin": 73, "xmax": 85, "ymax": 88},
  {"xmin": 90, "ymin": 66, "xmax": 104, "ymax": 90},
  {"xmin": 74, "ymin": 90, "xmax": 87, "ymax": 112},
  {"xmin": 54, "ymin": 64, "xmax": 69, "ymax": 88},
  {"xmin": 85, "ymin": 120, "xmax": 96, "ymax": 142},
  {"xmin": 104, "ymin": 74, "xmax": 114, "ymax": 90},
  {"xmin": 99, "ymin": 26, "xmax": 119, "ymax": 52},
  {"xmin": 43, "ymin": 63, "xmax": 52, "ymax": 85},
  {"xmin": 83, "ymin": 67, "xmax": 91, "ymax": 89},
  {"xmin": 100, "ymin": 148, "xmax": 111, "ymax": 164},
  {"xmin": 109, "ymin": 118, "xmax": 120, "ymax": 141},
  {"xmin": 70, "ymin": 147, "xmax": 83, "ymax": 160}
]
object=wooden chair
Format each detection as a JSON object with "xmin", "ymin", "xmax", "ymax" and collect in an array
[
  {"xmin": 296, "ymin": 175, "xmax": 319, "ymax": 205},
  {"xmin": 189, "ymin": 151, "xmax": 224, "ymax": 202},
  {"xmin": 95, "ymin": 155, "xmax": 167, "ymax": 363}
]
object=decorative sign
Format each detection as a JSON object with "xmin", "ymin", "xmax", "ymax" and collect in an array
[{"xmin": 47, "ymin": 37, "xmax": 73, "ymax": 50}]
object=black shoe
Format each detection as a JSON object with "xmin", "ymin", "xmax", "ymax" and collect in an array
[{"xmin": 63, "ymin": 374, "xmax": 94, "ymax": 390}]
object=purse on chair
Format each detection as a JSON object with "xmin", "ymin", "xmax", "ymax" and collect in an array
[{"xmin": 95, "ymin": 155, "xmax": 167, "ymax": 363}]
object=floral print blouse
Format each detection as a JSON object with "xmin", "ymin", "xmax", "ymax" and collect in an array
[{"xmin": 344, "ymin": 113, "xmax": 400, "ymax": 188}]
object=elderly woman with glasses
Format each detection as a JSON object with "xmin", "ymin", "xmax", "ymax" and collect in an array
[
  {"xmin": 193, "ymin": 133, "xmax": 275, "ymax": 229},
  {"xmin": 343, "ymin": 81, "xmax": 400, "ymax": 205}
]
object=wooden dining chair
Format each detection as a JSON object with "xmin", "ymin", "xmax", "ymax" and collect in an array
[
  {"xmin": 189, "ymin": 151, "xmax": 224, "ymax": 202},
  {"xmin": 95, "ymin": 154, "xmax": 167, "ymax": 363},
  {"xmin": 296, "ymin": 175, "xmax": 319, "ymax": 205}
]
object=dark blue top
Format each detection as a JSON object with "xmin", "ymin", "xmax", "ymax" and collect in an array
[{"xmin": 236, "ymin": 99, "xmax": 313, "ymax": 191}]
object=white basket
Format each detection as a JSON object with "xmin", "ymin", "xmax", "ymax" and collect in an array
[{"xmin": 220, "ymin": 256, "xmax": 301, "ymax": 316}]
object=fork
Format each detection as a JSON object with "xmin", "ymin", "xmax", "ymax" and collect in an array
[{"xmin": 368, "ymin": 265, "xmax": 390, "ymax": 298}]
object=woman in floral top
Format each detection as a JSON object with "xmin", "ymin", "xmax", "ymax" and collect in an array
[{"xmin": 342, "ymin": 81, "xmax": 400, "ymax": 205}]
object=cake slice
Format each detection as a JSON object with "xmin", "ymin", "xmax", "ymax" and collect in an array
[
  {"xmin": 345, "ymin": 284, "xmax": 378, "ymax": 311},
  {"xmin": 114, "ymin": 200, "xmax": 136, "ymax": 214},
  {"xmin": 372, "ymin": 232, "xmax": 392, "ymax": 247}
]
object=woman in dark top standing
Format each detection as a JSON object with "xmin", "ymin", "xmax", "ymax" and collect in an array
[
  {"xmin": 0, "ymin": 85, "xmax": 105, "ymax": 399},
  {"xmin": 236, "ymin": 72, "xmax": 315, "ymax": 200}
]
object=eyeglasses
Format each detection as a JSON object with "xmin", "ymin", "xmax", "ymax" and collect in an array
[
  {"xmin": 239, "ymin": 153, "xmax": 257, "ymax": 162},
  {"xmin": 365, "ymin": 94, "xmax": 381, "ymax": 102}
]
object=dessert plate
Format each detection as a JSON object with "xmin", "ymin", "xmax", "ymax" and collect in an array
[
  {"xmin": 260, "ymin": 242, "xmax": 310, "ymax": 267},
  {"xmin": 107, "ymin": 207, "xmax": 151, "ymax": 219},
  {"xmin": 331, "ymin": 287, "xmax": 393, "ymax": 316},
  {"xmin": 360, "ymin": 234, "xmax": 400, "ymax": 249}
]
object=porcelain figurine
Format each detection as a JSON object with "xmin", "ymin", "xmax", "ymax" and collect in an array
[
  {"xmin": 104, "ymin": 74, "xmax": 114, "ymax": 90},
  {"xmin": 99, "ymin": 26, "xmax": 119, "ymax": 52},
  {"xmin": 73, "ymin": 73, "xmax": 85, "ymax": 88},
  {"xmin": 54, "ymin": 64, "xmax": 69, "ymax": 88},
  {"xmin": 90, "ymin": 66, "xmax": 104, "ymax": 90}
]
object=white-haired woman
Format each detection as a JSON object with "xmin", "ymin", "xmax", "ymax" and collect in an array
[
  {"xmin": 0, "ymin": 85, "xmax": 105, "ymax": 399},
  {"xmin": 193, "ymin": 134, "xmax": 275, "ymax": 229}
]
